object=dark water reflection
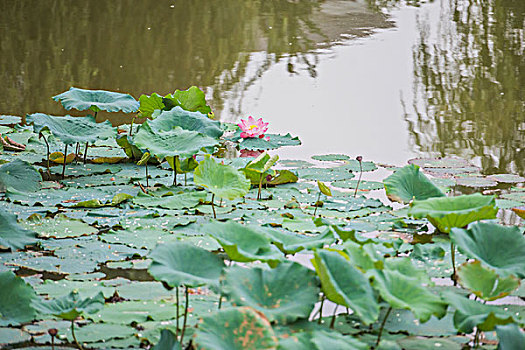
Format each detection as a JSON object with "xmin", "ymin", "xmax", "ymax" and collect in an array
[{"xmin": 407, "ymin": 0, "xmax": 524, "ymax": 175}]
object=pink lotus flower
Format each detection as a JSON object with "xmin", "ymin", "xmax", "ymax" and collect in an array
[{"xmin": 238, "ymin": 116, "xmax": 269, "ymax": 139}]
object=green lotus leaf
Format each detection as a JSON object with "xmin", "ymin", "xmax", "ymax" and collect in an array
[
  {"xmin": 0, "ymin": 208, "xmax": 38, "ymax": 251},
  {"xmin": 166, "ymin": 155, "xmax": 199, "ymax": 174},
  {"xmin": 152, "ymin": 329, "xmax": 181, "ymax": 350},
  {"xmin": 224, "ymin": 262, "xmax": 318, "ymax": 324},
  {"xmin": 139, "ymin": 93, "xmax": 165, "ymax": 118},
  {"xmin": 90, "ymin": 300, "xmax": 177, "ymax": 324},
  {"xmin": 193, "ymin": 307, "xmax": 278, "ymax": 350},
  {"xmin": 450, "ymin": 222, "xmax": 525, "ymax": 278},
  {"xmin": 0, "ymin": 271, "xmax": 37, "ymax": 326},
  {"xmin": 0, "ymin": 159, "xmax": 41, "ymax": 192},
  {"xmin": 408, "ymin": 194, "xmax": 498, "ymax": 233},
  {"xmin": 0, "ymin": 327, "xmax": 31, "ymax": 345},
  {"xmin": 487, "ymin": 173, "xmax": 525, "ymax": 184},
  {"xmin": 277, "ymin": 329, "xmax": 368, "ymax": 350},
  {"xmin": 239, "ymin": 133, "xmax": 301, "ymax": 151},
  {"xmin": 26, "ymin": 113, "xmax": 117, "ymax": 145},
  {"xmin": 311, "ymin": 154, "xmax": 350, "ymax": 162},
  {"xmin": 162, "ymin": 86, "xmax": 212, "ymax": 115},
  {"xmin": 441, "ymin": 290, "xmax": 514, "ymax": 333},
  {"xmin": 496, "ymin": 323, "xmax": 525, "ymax": 350},
  {"xmin": 33, "ymin": 290, "xmax": 104, "ymax": 321},
  {"xmin": 383, "ymin": 164, "xmax": 444, "ymax": 203},
  {"xmin": 455, "ymin": 175, "xmax": 498, "ymax": 188},
  {"xmin": 52, "ymin": 87, "xmax": 139, "ymax": 113},
  {"xmin": 294, "ymin": 167, "xmax": 355, "ymax": 182},
  {"xmin": 194, "ymin": 156, "xmax": 251, "ymax": 200},
  {"xmin": 370, "ymin": 269, "xmax": 447, "ymax": 323},
  {"xmin": 132, "ymin": 123, "xmax": 219, "ymax": 160},
  {"xmin": 278, "ymin": 159, "xmax": 313, "ymax": 168},
  {"xmin": 201, "ymin": 221, "xmax": 283, "ymax": 265},
  {"xmin": 457, "ymin": 261, "xmax": 520, "ymax": 301},
  {"xmin": 267, "ymin": 170, "xmax": 298, "ymax": 186},
  {"xmin": 132, "ymin": 190, "xmax": 206, "ymax": 210},
  {"xmin": 244, "ymin": 152, "xmax": 278, "ymax": 174},
  {"xmin": 22, "ymin": 214, "xmax": 97, "ymax": 239},
  {"xmin": 337, "ymin": 159, "xmax": 377, "ymax": 172},
  {"xmin": 0, "ymin": 115, "xmax": 21, "ymax": 125},
  {"xmin": 332, "ymin": 179, "xmax": 383, "ymax": 190},
  {"xmin": 148, "ymin": 107, "xmax": 223, "ymax": 138},
  {"xmin": 312, "ymin": 249, "xmax": 380, "ymax": 325},
  {"xmin": 396, "ymin": 337, "xmax": 462, "ymax": 350},
  {"xmin": 116, "ymin": 135, "xmax": 143, "ymax": 160},
  {"xmin": 264, "ymin": 227, "xmax": 335, "ymax": 255},
  {"xmin": 148, "ymin": 241, "xmax": 224, "ymax": 289}
]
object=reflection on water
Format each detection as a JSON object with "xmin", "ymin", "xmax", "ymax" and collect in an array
[
  {"xmin": 406, "ymin": 0, "xmax": 525, "ymax": 175},
  {"xmin": 0, "ymin": 0, "xmax": 390, "ymax": 120}
]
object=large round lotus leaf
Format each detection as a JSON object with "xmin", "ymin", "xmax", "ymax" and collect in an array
[
  {"xmin": 64, "ymin": 322, "xmax": 136, "ymax": 343},
  {"xmin": 408, "ymin": 193, "xmax": 498, "ymax": 233},
  {"xmin": 90, "ymin": 300, "xmax": 177, "ymax": 324},
  {"xmin": 193, "ymin": 307, "xmax": 278, "ymax": 350},
  {"xmin": 148, "ymin": 107, "xmax": 223, "ymax": 138},
  {"xmin": 201, "ymin": 221, "xmax": 283, "ymax": 265},
  {"xmin": 337, "ymin": 159, "xmax": 377, "ymax": 172},
  {"xmin": 294, "ymin": 167, "xmax": 355, "ymax": 182},
  {"xmin": 52, "ymin": 87, "xmax": 139, "ymax": 113},
  {"xmin": 0, "ymin": 271, "xmax": 37, "ymax": 326},
  {"xmin": 311, "ymin": 249, "xmax": 379, "ymax": 325},
  {"xmin": 239, "ymin": 133, "xmax": 301, "ymax": 151},
  {"xmin": 194, "ymin": 156, "xmax": 251, "ymax": 200},
  {"xmin": 456, "ymin": 261, "xmax": 520, "ymax": 301},
  {"xmin": 369, "ymin": 269, "xmax": 447, "ymax": 323},
  {"xmin": 0, "ymin": 327, "xmax": 31, "ymax": 345},
  {"xmin": 310, "ymin": 330, "xmax": 368, "ymax": 350},
  {"xmin": 264, "ymin": 227, "xmax": 335, "ymax": 255},
  {"xmin": 450, "ymin": 222, "xmax": 525, "ymax": 278},
  {"xmin": 0, "ymin": 159, "xmax": 41, "ymax": 192},
  {"xmin": 441, "ymin": 290, "xmax": 514, "ymax": 333},
  {"xmin": 26, "ymin": 113, "xmax": 116, "ymax": 145},
  {"xmin": 496, "ymin": 323, "xmax": 525, "ymax": 350},
  {"xmin": 132, "ymin": 123, "xmax": 219, "ymax": 160},
  {"xmin": 487, "ymin": 174, "xmax": 525, "ymax": 184},
  {"xmin": 0, "ymin": 208, "xmax": 38, "ymax": 251},
  {"xmin": 396, "ymin": 337, "xmax": 461, "ymax": 350},
  {"xmin": 162, "ymin": 86, "xmax": 212, "ymax": 115},
  {"xmin": 33, "ymin": 290, "xmax": 104, "ymax": 321},
  {"xmin": 224, "ymin": 262, "xmax": 318, "ymax": 324},
  {"xmin": 455, "ymin": 175, "xmax": 498, "ymax": 188},
  {"xmin": 408, "ymin": 157, "xmax": 470, "ymax": 169},
  {"xmin": 132, "ymin": 190, "xmax": 207, "ymax": 210},
  {"xmin": 332, "ymin": 180, "xmax": 383, "ymax": 191},
  {"xmin": 383, "ymin": 164, "xmax": 444, "ymax": 203},
  {"xmin": 148, "ymin": 241, "xmax": 224, "ymax": 289}
]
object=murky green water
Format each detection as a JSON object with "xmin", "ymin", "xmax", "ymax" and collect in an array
[{"xmin": 1, "ymin": 0, "xmax": 523, "ymax": 174}]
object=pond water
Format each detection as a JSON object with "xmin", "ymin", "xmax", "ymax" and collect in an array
[{"xmin": 1, "ymin": 0, "xmax": 523, "ymax": 174}]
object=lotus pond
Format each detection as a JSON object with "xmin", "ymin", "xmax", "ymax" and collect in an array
[{"xmin": 0, "ymin": 85, "xmax": 524, "ymax": 350}]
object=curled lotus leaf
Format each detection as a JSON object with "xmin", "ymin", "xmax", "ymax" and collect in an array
[
  {"xmin": 312, "ymin": 249, "xmax": 380, "ymax": 325},
  {"xmin": 132, "ymin": 123, "xmax": 219, "ymax": 160},
  {"xmin": 162, "ymin": 86, "xmax": 212, "ymax": 115},
  {"xmin": 456, "ymin": 260, "xmax": 520, "ymax": 301},
  {"xmin": 52, "ymin": 87, "xmax": 139, "ymax": 113},
  {"xmin": 408, "ymin": 193, "xmax": 498, "ymax": 233},
  {"xmin": 194, "ymin": 307, "xmax": 278, "ymax": 350},
  {"xmin": 26, "ymin": 113, "xmax": 117, "ymax": 145},
  {"xmin": 0, "ymin": 271, "xmax": 37, "ymax": 326},
  {"xmin": 33, "ymin": 290, "xmax": 104, "ymax": 321},
  {"xmin": 147, "ymin": 106, "xmax": 223, "ymax": 138},
  {"xmin": 151, "ymin": 329, "xmax": 182, "ymax": 350},
  {"xmin": 450, "ymin": 222, "xmax": 525, "ymax": 278},
  {"xmin": 139, "ymin": 93, "xmax": 164, "ymax": 118},
  {"xmin": 148, "ymin": 241, "xmax": 225, "ymax": 289},
  {"xmin": 224, "ymin": 262, "xmax": 319, "ymax": 324},
  {"xmin": 194, "ymin": 156, "xmax": 251, "ymax": 200},
  {"xmin": 383, "ymin": 164, "xmax": 444, "ymax": 203}
]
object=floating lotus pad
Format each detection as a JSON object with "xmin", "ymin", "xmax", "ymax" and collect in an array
[
  {"xmin": 311, "ymin": 154, "xmax": 350, "ymax": 162},
  {"xmin": 455, "ymin": 175, "xmax": 498, "ymax": 188},
  {"xmin": 383, "ymin": 164, "xmax": 445, "ymax": 203},
  {"xmin": 408, "ymin": 193, "xmax": 498, "ymax": 233},
  {"xmin": 0, "ymin": 159, "xmax": 41, "ymax": 193},
  {"xmin": 408, "ymin": 157, "xmax": 470, "ymax": 169},
  {"xmin": 487, "ymin": 173, "xmax": 525, "ymax": 183},
  {"xmin": 332, "ymin": 179, "xmax": 383, "ymax": 191},
  {"xmin": 33, "ymin": 290, "xmax": 104, "ymax": 321},
  {"xmin": 53, "ymin": 87, "xmax": 139, "ymax": 113},
  {"xmin": 239, "ymin": 133, "xmax": 301, "ymax": 151},
  {"xmin": 26, "ymin": 113, "xmax": 117, "ymax": 145},
  {"xmin": 224, "ymin": 262, "xmax": 319, "ymax": 324},
  {"xmin": 0, "ymin": 209, "xmax": 38, "ymax": 251}
]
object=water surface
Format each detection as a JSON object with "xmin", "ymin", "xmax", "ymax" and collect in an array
[{"xmin": 1, "ymin": 0, "xmax": 523, "ymax": 174}]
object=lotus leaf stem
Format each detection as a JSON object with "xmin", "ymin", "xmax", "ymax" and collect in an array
[
  {"xmin": 180, "ymin": 286, "xmax": 189, "ymax": 345},
  {"xmin": 129, "ymin": 116, "xmax": 135, "ymax": 137},
  {"xmin": 71, "ymin": 320, "xmax": 83, "ymax": 350},
  {"xmin": 40, "ymin": 133, "xmax": 51, "ymax": 175},
  {"xmin": 376, "ymin": 306, "xmax": 392, "ymax": 348},
  {"xmin": 313, "ymin": 192, "xmax": 321, "ymax": 217},
  {"xmin": 75, "ymin": 143, "xmax": 80, "ymax": 164},
  {"xmin": 62, "ymin": 144, "xmax": 68, "ymax": 179},
  {"xmin": 317, "ymin": 295, "xmax": 325, "ymax": 324},
  {"xmin": 354, "ymin": 157, "xmax": 363, "ymax": 197},
  {"xmin": 258, "ymin": 173, "xmax": 264, "ymax": 200},
  {"xmin": 83, "ymin": 142, "xmax": 88, "ymax": 164},
  {"xmin": 451, "ymin": 242, "xmax": 457, "ymax": 286},
  {"xmin": 330, "ymin": 305, "xmax": 338, "ymax": 329},
  {"xmin": 145, "ymin": 162, "xmax": 149, "ymax": 187},
  {"xmin": 184, "ymin": 173, "xmax": 187, "ymax": 186},
  {"xmin": 175, "ymin": 286, "xmax": 180, "ymax": 339},
  {"xmin": 173, "ymin": 156, "xmax": 179, "ymax": 186},
  {"xmin": 211, "ymin": 194, "xmax": 216, "ymax": 219}
]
